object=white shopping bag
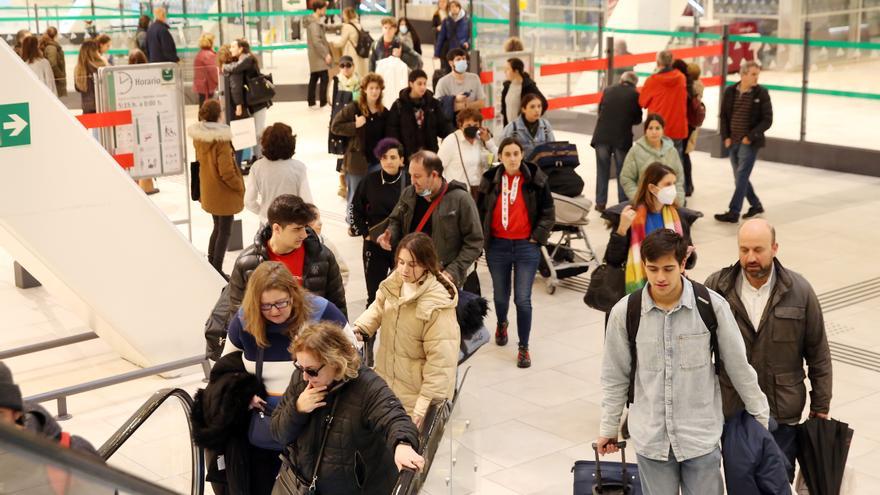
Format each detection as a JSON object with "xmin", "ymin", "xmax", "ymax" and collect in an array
[{"xmin": 230, "ymin": 117, "xmax": 257, "ymax": 150}]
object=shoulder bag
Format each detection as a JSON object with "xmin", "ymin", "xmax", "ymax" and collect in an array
[
  {"xmin": 583, "ymin": 263, "xmax": 626, "ymax": 313},
  {"xmin": 274, "ymin": 398, "xmax": 340, "ymax": 495},
  {"xmin": 246, "ymin": 72, "xmax": 276, "ymax": 107},
  {"xmin": 247, "ymin": 348, "xmax": 285, "ymax": 451},
  {"xmin": 453, "ymin": 132, "xmax": 480, "ymax": 201}
]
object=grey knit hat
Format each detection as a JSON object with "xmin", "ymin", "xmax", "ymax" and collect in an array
[{"xmin": 0, "ymin": 361, "xmax": 23, "ymax": 412}]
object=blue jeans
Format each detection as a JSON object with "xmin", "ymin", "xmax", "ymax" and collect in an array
[
  {"xmin": 637, "ymin": 446, "xmax": 724, "ymax": 495},
  {"xmin": 345, "ymin": 163, "xmax": 380, "ymax": 224},
  {"xmin": 772, "ymin": 423, "xmax": 797, "ymax": 482},
  {"xmin": 594, "ymin": 144, "xmax": 628, "ymax": 205},
  {"xmin": 485, "ymin": 238, "xmax": 541, "ymax": 347},
  {"xmin": 727, "ymin": 143, "xmax": 761, "ymax": 214}
]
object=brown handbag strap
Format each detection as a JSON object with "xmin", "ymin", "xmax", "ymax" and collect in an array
[{"xmin": 453, "ymin": 132, "xmax": 473, "ymax": 187}]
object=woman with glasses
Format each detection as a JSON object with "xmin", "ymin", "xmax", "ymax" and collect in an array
[
  {"xmin": 271, "ymin": 321, "xmax": 424, "ymax": 494},
  {"xmin": 200, "ymin": 261, "xmax": 353, "ymax": 494},
  {"xmin": 353, "ymin": 232, "xmax": 460, "ymax": 428}
]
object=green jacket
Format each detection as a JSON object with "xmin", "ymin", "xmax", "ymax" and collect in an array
[
  {"xmin": 386, "ymin": 180, "xmax": 484, "ymax": 286},
  {"xmin": 619, "ymin": 136, "xmax": 685, "ymax": 204}
]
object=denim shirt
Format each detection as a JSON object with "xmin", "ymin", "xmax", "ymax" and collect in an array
[{"xmin": 600, "ymin": 278, "xmax": 769, "ymax": 462}]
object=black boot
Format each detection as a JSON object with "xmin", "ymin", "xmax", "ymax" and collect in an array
[{"xmin": 495, "ymin": 321, "xmax": 509, "ymax": 346}]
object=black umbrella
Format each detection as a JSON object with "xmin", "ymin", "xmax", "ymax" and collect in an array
[{"xmin": 796, "ymin": 417, "xmax": 854, "ymax": 495}]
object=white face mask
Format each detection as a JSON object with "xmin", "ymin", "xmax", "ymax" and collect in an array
[
  {"xmin": 654, "ymin": 184, "xmax": 677, "ymax": 205},
  {"xmin": 417, "ymin": 188, "xmax": 433, "ymax": 198},
  {"xmin": 399, "ymin": 25, "xmax": 409, "ymax": 34}
]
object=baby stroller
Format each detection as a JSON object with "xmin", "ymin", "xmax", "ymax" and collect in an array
[{"xmin": 529, "ymin": 142, "xmax": 598, "ymax": 294}]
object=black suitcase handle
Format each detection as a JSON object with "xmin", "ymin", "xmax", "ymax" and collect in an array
[{"xmin": 590, "ymin": 440, "xmax": 628, "ymax": 493}]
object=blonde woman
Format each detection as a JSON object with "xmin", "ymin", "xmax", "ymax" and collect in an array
[
  {"xmin": 219, "ymin": 262, "xmax": 350, "ymax": 493},
  {"xmin": 193, "ymin": 32, "xmax": 218, "ymax": 105},
  {"xmin": 74, "ymin": 39, "xmax": 106, "ymax": 114},
  {"xmin": 334, "ymin": 7, "xmax": 369, "ymax": 78},
  {"xmin": 271, "ymin": 321, "xmax": 424, "ymax": 495}
]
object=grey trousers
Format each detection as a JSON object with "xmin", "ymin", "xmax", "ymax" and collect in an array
[{"xmin": 636, "ymin": 446, "xmax": 724, "ymax": 495}]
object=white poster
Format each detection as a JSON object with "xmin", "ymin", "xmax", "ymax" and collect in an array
[
  {"xmin": 102, "ymin": 65, "xmax": 185, "ymax": 179},
  {"xmin": 230, "ymin": 117, "xmax": 257, "ymax": 151}
]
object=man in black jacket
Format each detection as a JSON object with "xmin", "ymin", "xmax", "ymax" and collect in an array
[
  {"xmin": 590, "ymin": 71, "xmax": 642, "ymax": 212},
  {"xmin": 204, "ymin": 195, "xmax": 347, "ymax": 359},
  {"xmin": 387, "ymin": 69, "xmax": 455, "ymax": 158},
  {"xmin": 715, "ymin": 61, "xmax": 773, "ymax": 223},
  {"xmin": 145, "ymin": 7, "xmax": 179, "ymax": 63}
]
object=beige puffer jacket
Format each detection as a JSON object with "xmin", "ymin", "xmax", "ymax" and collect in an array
[{"xmin": 354, "ymin": 270, "xmax": 460, "ymax": 418}]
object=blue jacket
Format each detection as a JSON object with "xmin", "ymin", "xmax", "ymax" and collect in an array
[
  {"xmin": 499, "ymin": 115, "xmax": 556, "ymax": 160},
  {"xmin": 145, "ymin": 20, "xmax": 179, "ymax": 63},
  {"xmin": 721, "ymin": 410, "xmax": 790, "ymax": 495},
  {"xmin": 434, "ymin": 13, "xmax": 471, "ymax": 57}
]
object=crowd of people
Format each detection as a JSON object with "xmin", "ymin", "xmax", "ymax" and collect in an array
[{"xmin": 8, "ymin": 8, "xmax": 836, "ymax": 495}]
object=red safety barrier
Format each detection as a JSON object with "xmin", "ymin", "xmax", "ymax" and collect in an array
[
  {"xmin": 700, "ymin": 75, "xmax": 723, "ymax": 88},
  {"xmin": 546, "ymin": 92, "xmax": 603, "ymax": 111},
  {"xmin": 113, "ymin": 153, "xmax": 135, "ymax": 169},
  {"xmin": 541, "ymin": 43, "xmax": 724, "ymax": 78},
  {"xmin": 75, "ymin": 110, "xmax": 133, "ymax": 129},
  {"xmin": 480, "ymin": 71, "xmax": 494, "ymax": 84},
  {"xmin": 481, "ymin": 107, "xmax": 495, "ymax": 120},
  {"xmin": 76, "ymin": 110, "xmax": 135, "ymax": 169}
]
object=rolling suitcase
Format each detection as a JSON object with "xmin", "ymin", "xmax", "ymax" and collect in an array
[{"xmin": 572, "ymin": 441, "xmax": 642, "ymax": 495}]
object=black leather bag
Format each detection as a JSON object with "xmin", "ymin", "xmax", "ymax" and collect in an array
[
  {"xmin": 190, "ymin": 161, "xmax": 200, "ymax": 201},
  {"xmin": 246, "ymin": 73, "xmax": 275, "ymax": 107},
  {"xmin": 583, "ymin": 264, "xmax": 626, "ymax": 312}
]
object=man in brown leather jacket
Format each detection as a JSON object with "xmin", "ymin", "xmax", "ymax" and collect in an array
[{"xmin": 705, "ymin": 218, "xmax": 832, "ymax": 482}]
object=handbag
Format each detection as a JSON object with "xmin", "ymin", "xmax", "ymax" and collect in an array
[
  {"xmin": 245, "ymin": 73, "xmax": 275, "ymax": 107},
  {"xmin": 190, "ymin": 161, "xmax": 200, "ymax": 201},
  {"xmin": 583, "ymin": 263, "xmax": 626, "ymax": 312},
  {"xmin": 274, "ymin": 398, "xmax": 339, "ymax": 495},
  {"xmin": 247, "ymin": 348, "xmax": 285, "ymax": 451}
]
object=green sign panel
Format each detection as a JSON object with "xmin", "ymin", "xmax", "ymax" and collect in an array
[{"xmin": 0, "ymin": 103, "xmax": 31, "ymax": 148}]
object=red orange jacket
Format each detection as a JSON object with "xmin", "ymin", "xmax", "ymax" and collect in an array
[{"xmin": 638, "ymin": 68, "xmax": 688, "ymax": 140}]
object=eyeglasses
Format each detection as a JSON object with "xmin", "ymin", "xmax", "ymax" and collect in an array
[
  {"xmin": 260, "ymin": 299, "xmax": 292, "ymax": 312},
  {"xmin": 339, "ymin": 63, "xmax": 352, "ymax": 68},
  {"xmin": 294, "ymin": 362, "xmax": 326, "ymax": 378}
]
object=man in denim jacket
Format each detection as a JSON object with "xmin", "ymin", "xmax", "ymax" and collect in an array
[{"xmin": 597, "ymin": 230, "xmax": 769, "ymax": 495}]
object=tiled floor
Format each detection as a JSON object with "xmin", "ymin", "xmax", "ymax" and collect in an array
[{"xmin": 2, "ymin": 100, "xmax": 880, "ymax": 494}]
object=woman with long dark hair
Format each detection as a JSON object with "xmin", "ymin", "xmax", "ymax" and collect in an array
[
  {"xmin": 353, "ymin": 232, "xmax": 460, "ymax": 427},
  {"xmin": 500, "ymin": 57, "xmax": 547, "ymax": 126},
  {"xmin": 20, "ymin": 35, "xmax": 56, "ymax": 95},
  {"xmin": 74, "ymin": 39, "xmax": 106, "ymax": 114},
  {"xmin": 331, "ymin": 72, "xmax": 388, "ymax": 230},
  {"xmin": 224, "ymin": 38, "xmax": 272, "ymax": 159}
]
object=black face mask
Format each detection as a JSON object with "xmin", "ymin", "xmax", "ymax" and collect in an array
[{"xmin": 463, "ymin": 126, "xmax": 479, "ymax": 139}]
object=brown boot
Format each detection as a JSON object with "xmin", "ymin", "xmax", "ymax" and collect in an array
[
  {"xmin": 517, "ymin": 345, "xmax": 531, "ymax": 368},
  {"xmin": 495, "ymin": 321, "xmax": 509, "ymax": 346}
]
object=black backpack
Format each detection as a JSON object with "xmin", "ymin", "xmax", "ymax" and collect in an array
[
  {"xmin": 349, "ymin": 23, "xmax": 374, "ymax": 59},
  {"xmin": 625, "ymin": 282, "xmax": 720, "ymax": 405}
]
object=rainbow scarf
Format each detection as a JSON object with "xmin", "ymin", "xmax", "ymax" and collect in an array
[{"xmin": 624, "ymin": 205, "xmax": 684, "ymax": 294}]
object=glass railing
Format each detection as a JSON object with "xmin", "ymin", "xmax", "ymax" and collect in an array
[{"xmin": 0, "ymin": 420, "xmax": 181, "ymax": 495}]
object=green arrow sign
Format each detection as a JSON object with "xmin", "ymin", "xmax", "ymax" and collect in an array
[{"xmin": 0, "ymin": 103, "xmax": 31, "ymax": 148}]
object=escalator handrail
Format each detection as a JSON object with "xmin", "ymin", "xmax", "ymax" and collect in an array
[
  {"xmin": 0, "ymin": 421, "xmax": 179, "ymax": 495},
  {"xmin": 390, "ymin": 366, "xmax": 472, "ymax": 494},
  {"xmin": 98, "ymin": 387, "xmax": 204, "ymax": 495}
]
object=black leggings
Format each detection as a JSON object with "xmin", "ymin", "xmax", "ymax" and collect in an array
[
  {"xmin": 208, "ymin": 215, "xmax": 234, "ymax": 274},
  {"xmin": 363, "ymin": 239, "xmax": 394, "ymax": 306},
  {"xmin": 308, "ymin": 70, "xmax": 329, "ymax": 106}
]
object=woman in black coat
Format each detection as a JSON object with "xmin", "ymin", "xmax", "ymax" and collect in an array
[
  {"xmin": 500, "ymin": 57, "xmax": 548, "ymax": 126},
  {"xmin": 223, "ymin": 38, "xmax": 272, "ymax": 160},
  {"xmin": 477, "ymin": 136, "xmax": 555, "ymax": 369},
  {"xmin": 270, "ymin": 322, "xmax": 423, "ymax": 495}
]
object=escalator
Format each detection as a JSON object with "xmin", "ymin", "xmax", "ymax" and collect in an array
[{"xmin": 2, "ymin": 382, "xmax": 458, "ymax": 495}]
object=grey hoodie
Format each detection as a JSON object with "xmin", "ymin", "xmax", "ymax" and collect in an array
[{"xmin": 619, "ymin": 136, "xmax": 685, "ymax": 204}]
